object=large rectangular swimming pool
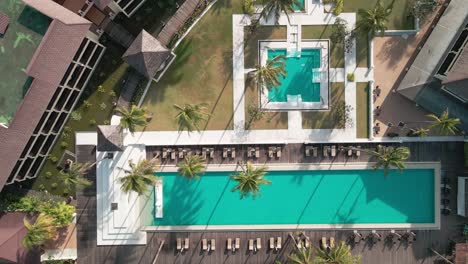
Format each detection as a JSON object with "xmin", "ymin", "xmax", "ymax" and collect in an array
[
  {"xmin": 267, "ymin": 49, "xmax": 321, "ymax": 103},
  {"xmin": 151, "ymin": 168, "xmax": 436, "ymax": 229}
]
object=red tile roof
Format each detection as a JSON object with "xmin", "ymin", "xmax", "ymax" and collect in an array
[
  {"xmin": 0, "ymin": 12, "xmax": 9, "ymax": 35},
  {"xmin": 456, "ymin": 243, "xmax": 468, "ymax": 264}
]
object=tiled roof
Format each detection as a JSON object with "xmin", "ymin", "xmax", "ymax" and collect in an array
[
  {"xmin": 123, "ymin": 30, "xmax": 171, "ymax": 78},
  {"xmin": 0, "ymin": 12, "xmax": 9, "ymax": 35}
]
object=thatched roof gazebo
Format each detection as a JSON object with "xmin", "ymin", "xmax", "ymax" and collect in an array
[{"xmin": 122, "ymin": 30, "xmax": 171, "ymax": 79}]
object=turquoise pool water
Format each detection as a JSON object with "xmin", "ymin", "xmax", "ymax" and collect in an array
[
  {"xmin": 153, "ymin": 169, "xmax": 435, "ymax": 226},
  {"xmin": 294, "ymin": 0, "xmax": 305, "ymax": 11},
  {"xmin": 267, "ymin": 49, "xmax": 321, "ymax": 102}
]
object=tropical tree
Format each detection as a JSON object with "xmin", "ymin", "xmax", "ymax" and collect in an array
[
  {"xmin": 260, "ymin": 0, "xmax": 302, "ymax": 24},
  {"xmin": 356, "ymin": 0, "xmax": 394, "ymax": 36},
  {"xmin": 287, "ymin": 246, "xmax": 314, "ymax": 264},
  {"xmin": 410, "ymin": 127, "xmax": 430, "ymax": 137},
  {"xmin": 116, "ymin": 105, "xmax": 150, "ymax": 135},
  {"xmin": 59, "ymin": 162, "xmax": 93, "ymax": 192},
  {"xmin": 119, "ymin": 159, "xmax": 158, "ymax": 196},
  {"xmin": 250, "ymin": 54, "xmax": 287, "ymax": 91},
  {"xmin": 177, "ymin": 155, "xmax": 206, "ymax": 180},
  {"xmin": 369, "ymin": 145, "xmax": 410, "ymax": 176},
  {"xmin": 427, "ymin": 109, "xmax": 460, "ymax": 136},
  {"xmin": 22, "ymin": 213, "xmax": 57, "ymax": 250},
  {"xmin": 173, "ymin": 103, "xmax": 210, "ymax": 132},
  {"xmin": 314, "ymin": 241, "xmax": 361, "ymax": 264},
  {"xmin": 230, "ymin": 162, "xmax": 271, "ymax": 199}
]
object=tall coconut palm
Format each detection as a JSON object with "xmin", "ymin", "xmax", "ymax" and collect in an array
[
  {"xmin": 250, "ymin": 54, "xmax": 287, "ymax": 91},
  {"xmin": 173, "ymin": 103, "xmax": 210, "ymax": 132},
  {"xmin": 427, "ymin": 109, "xmax": 460, "ymax": 136},
  {"xmin": 356, "ymin": 0, "xmax": 394, "ymax": 36},
  {"xmin": 59, "ymin": 162, "xmax": 92, "ymax": 192},
  {"xmin": 119, "ymin": 159, "xmax": 158, "ymax": 196},
  {"xmin": 369, "ymin": 145, "xmax": 410, "ymax": 176},
  {"xmin": 230, "ymin": 162, "xmax": 271, "ymax": 199},
  {"xmin": 260, "ymin": 0, "xmax": 302, "ymax": 24},
  {"xmin": 116, "ymin": 105, "xmax": 150, "ymax": 135},
  {"xmin": 314, "ymin": 241, "xmax": 361, "ymax": 264},
  {"xmin": 410, "ymin": 127, "xmax": 430, "ymax": 137},
  {"xmin": 287, "ymin": 246, "xmax": 314, "ymax": 264},
  {"xmin": 22, "ymin": 213, "xmax": 57, "ymax": 250},
  {"xmin": 177, "ymin": 155, "xmax": 206, "ymax": 180}
]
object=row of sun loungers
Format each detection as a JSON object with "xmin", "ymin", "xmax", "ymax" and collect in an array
[
  {"xmin": 222, "ymin": 148, "xmax": 236, "ymax": 159},
  {"xmin": 352, "ymin": 230, "xmax": 416, "ymax": 245},
  {"xmin": 268, "ymin": 146, "xmax": 282, "ymax": 159},
  {"xmin": 304, "ymin": 145, "xmax": 361, "ymax": 158},
  {"xmin": 176, "ymin": 238, "xmax": 190, "ymax": 252},
  {"xmin": 179, "ymin": 237, "xmax": 284, "ymax": 253},
  {"xmin": 201, "ymin": 238, "xmax": 216, "ymax": 252}
]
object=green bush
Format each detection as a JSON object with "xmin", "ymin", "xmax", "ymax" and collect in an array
[
  {"xmin": 60, "ymin": 141, "xmax": 68, "ymax": 149},
  {"xmin": 70, "ymin": 111, "xmax": 82, "ymax": 121},
  {"xmin": 48, "ymin": 155, "xmax": 59, "ymax": 164},
  {"xmin": 98, "ymin": 85, "xmax": 105, "ymax": 93},
  {"xmin": 51, "ymin": 183, "xmax": 58, "ymax": 189},
  {"xmin": 90, "ymin": 119, "xmax": 97, "ymax": 126},
  {"xmin": 243, "ymin": 0, "xmax": 255, "ymax": 15},
  {"xmin": 45, "ymin": 171, "xmax": 52, "ymax": 179},
  {"xmin": 333, "ymin": 0, "xmax": 343, "ymax": 15},
  {"xmin": 99, "ymin": 102, "xmax": 107, "ymax": 110},
  {"xmin": 347, "ymin": 73, "xmax": 355, "ymax": 82},
  {"xmin": 41, "ymin": 201, "xmax": 75, "ymax": 227}
]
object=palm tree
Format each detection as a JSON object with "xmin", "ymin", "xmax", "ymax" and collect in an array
[
  {"xmin": 369, "ymin": 145, "xmax": 410, "ymax": 176},
  {"xmin": 116, "ymin": 105, "xmax": 150, "ymax": 135},
  {"xmin": 427, "ymin": 109, "xmax": 460, "ymax": 136},
  {"xmin": 410, "ymin": 127, "xmax": 430, "ymax": 137},
  {"xmin": 230, "ymin": 162, "xmax": 271, "ymax": 199},
  {"xmin": 260, "ymin": 0, "xmax": 302, "ymax": 24},
  {"xmin": 287, "ymin": 246, "xmax": 314, "ymax": 264},
  {"xmin": 250, "ymin": 55, "xmax": 287, "ymax": 91},
  {"xmin": 22, "ymin": 213, "xmax": 57, "ymax": 250},
  {"xmin": 119, "ymin": 159, "xmax": 158, "ymax": 196},
  {"xmin": 314, "ymin": 241, "xmax": 361, "ymax": 264},
  {"xmin": 356, "ymin": 0, "xmax": 394, "ymax": 36},
  {"xmin": 177, "ymin": 155, "xmax": 206, "ymax": 180},
  {"xmin": 59, "ymin": 162, "xmax": 93, "ymax": 192},
  {"xmin": 173, "ymin": 103, "xmax": 210, "ymax": 132}
]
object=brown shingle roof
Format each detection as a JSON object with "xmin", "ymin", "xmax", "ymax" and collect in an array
[
  {"xmin": 123, "ymin": 30, "xmax": 171, "ymax": 78},
  {"xmin": 0, "ymin": 12, "xmax": 10, "ymax": 35},
  {"xmin": 0, "ymin": 1, "xmax": 92, "ymax": 191}
]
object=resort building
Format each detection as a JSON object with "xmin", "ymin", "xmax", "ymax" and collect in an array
[
  {"xmin": 397, "ymin": 1, "xmax": 468, "ymax": 132},
  {"xmin": 0, "ymin": 0, "xmax": 105, "ymax": 190}
]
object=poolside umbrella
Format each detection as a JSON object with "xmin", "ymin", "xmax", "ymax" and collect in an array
[{"xmin": 122, "ymin": 30, "xmax": 171, "ymax": 79}]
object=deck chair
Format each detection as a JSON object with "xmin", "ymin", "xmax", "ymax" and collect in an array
[
  {"xmin": 347, "ymin": 148, "xmax": 353, "ymax": 157},
  {"xmin": 305, "ymin": 146, "xmax": 311, "ymax": 156},
  {"xmin": 268, "ymin": 147, "xmax": 274, "ymax": 158},
  {"xmin": 329, "ymin": 237, "xmax": 335, "ymax": 248},
  {"xmin": 355, "ymin": 146, "xmax": 361, "ymax": 157},
  {"xmin": 184, "ymin": 238, "xmax": 189, "ymax": 250},
  {"xmin": 178, "ymin": 148, "xmax": 184, "ymax": 159},
  {"xmin": 323, "ymin": 146, "xmax": 329, "ymax": 157},
  {"xmin": 171, "ymin": 151, "xmax": 176, "ymax": 160},
  {"xmin": 227, "ymin": 238, "xmax": 232, "ymax": 251},
  {"xmin": 223, "ymin": 148, "xmax": 228, "ymax": 158},
  {"xmin": 276, "ymin": 147, "xmax": 281, "ymax": 158},
  {"xmin": 235, "ymin": 238, "xmax": 240, "ymax": 251},
  {"xmin": 331, "ymin": 145, "xmax": 336, "ymax": 157},
  {"xmin": 177, "ymin": 238, "xmax": 182, "ymax": 251},
  {"xmin": 210, "ymin": 239, "xmax": 216, "ymax": 251},
  {"xmin": 247, "ymin": 147, "xmax": 252, "ymax": 158},
  {"xmin": 210, "ymin": 148, "xmax": 214, "ymax": 159},
  {"xmin": 202, "ymin": 239, "xmax": 208, "ymax": 251},
  {"xmin": 313, "ymin": 147, "xmax": 318, "ymax": 157},
  {"xmin": 256, "ymin": 238, "xmax": 261, "ymax": 250},
  {"xmin": 321, "ymin": 237, "xmax": 328, "ymax": 249},
  {"xmin": 353, "ymin": 230, "xmax": 362, "ymax": 244},
  {"xmin": 231, "ymin": 148, "xmax": 236, "ymax": 158},
  {"xmin": 269, "ymin": 237, "xmax": 274, "ymax": 250},
  {"xmin": 276, "ymin": 237, "xmax": 282, "ymax": 250},
  {"xmin": 304, "ymin": 238, "xmax": 310, "ymax": 248},
  {"xmin": 162, "ymin": 148, "xmax": 168, "ymax": 159},
  {"xmin": 248, "ymin": 239, "xmax": 254, "ymax": 251},
  {"xmin": 255, "ymin": 147, "xmax": 260, "ymax": 158}
]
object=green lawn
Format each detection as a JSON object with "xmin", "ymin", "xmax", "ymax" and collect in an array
[
  {"xmin": 344, "ymin": 0, "xmax": 414, "ymax": 30},
  {"xmin": 356, "ymin": 82, "xmax": 370, "ymax": 138},
  {"xmin": 32, "ymin": 39, "xmax": 129, "ymax": 195},
  {"xmin": 302, "ymin": 82, "xmax": 345, "ymax": 129},
  {"xmin": 244, "ymin": 26, "xmax": 287, "ymax": 68},
  {"xmin": 141, "ymin": 0, "xmax": 243, "ymax": 131},
  {"xmin": 301, "ymin": 25, "xmax": 345, "ymax": 68}
]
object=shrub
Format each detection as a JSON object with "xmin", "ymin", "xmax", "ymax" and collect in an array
[
  {"xmin": 63, "ymin": 126, "xmax": 71, "ymax": 134},
  {"xmin": 331, "ymin": 18, "xmax": 349, "ymax": 44},
  {"xmin": 45, "ymin": 171, "xmax": 52, "ymax": 179},
  {"xmin": 347, "ymin": 73, "xmax": 355, "ymax": 82},
  {"xmin": 41, "ymin": 201, "xmax": 75, "ymax": 227},
  {"xmin": 98, "ymin": 85, "xmax": 105, "ymax": 93},
  {"xmin": 99, "ymin": 102, "xmax": 107, "ymax": 110},
  {"xmin": 243, "ymin": 0, "xmax": 255, "ymax": 15},
  {"xmin": 48, "ymin": 155, "xmax": 59, "ymax": 164},
  {"xmin": 60, "ymin": 141, "xmax": 68, "ymax": 149},
  {"xmin": 246, "ymin": 104, "xmax": 264, "ymax": 129},
  {"xmin": 51, "ymin": 183, "xmax": 58, "ymax": 189},
  {"xmin": 109, "ymin": 90, "xmax": 117, "ymax": 97},
  {"xmin": 333, "ymin": 0, "xmax": 343, "ymax": 15},
  {"xmin": 411, "ymin": 0, "xmax": 439, "ymax": 19},
  {"xmin": 70, "ymin": 111, "xmax": 82, "ymax": 121},
  {"xmin": 83, "ymin": 100, "xmax": 92, "ymax": 109},
  {"xmin": 334, "ymin": 101, "xmax": 354, "ymax": 128},
  {"xmin": 38, "ymin": 184, "xmax": 46, "ymax": 191},
  {"xmin": 89, "ymin": 119, "xmax": 97, "ymax": 126},
  {"xmin": 103, "ymin": 120, "xmax": 110, "ymax": 125}
]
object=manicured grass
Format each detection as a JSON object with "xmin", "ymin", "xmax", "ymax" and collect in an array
[
  {"xmin": 302, "ymin": 82, "xmax": 345, "ymax": 129},
  {"xmin": 344, "ymin": 0, "xmax": 414, "ymax": 30},
  {"xmin": 356, "ymin": 82, "xmax": 370, "ymax": 138},
  {"xmin": 244, "ymin": 26, "xmax": 287, "ymax": 68},
  {"xmin": 301, "ymin": 25, "xmax": 345, "ymax": 68},
  {"xmin": 142, "ymin": 0, "xmax": 243, "ymax": 131},
  {"xmin": 244, "ymin": 78, "xmax": 288, "ymax": 130},
  {"xmin": 33, "ymin": 40, "xmax": 129, "ymax": 195}
]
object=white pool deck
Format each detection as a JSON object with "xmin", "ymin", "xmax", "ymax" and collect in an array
[{"xmin": 80, "ymin": 0, "xmax": 456, "ymax": 245}]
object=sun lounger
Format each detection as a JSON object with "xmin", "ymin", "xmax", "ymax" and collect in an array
[
  {"xmin": 235, "ymin": 238, "xmax": 240, "ymax": 251},
  {"xmin": 329, "ymin": 237, "xmax": 335, "ymax": 248},
  {"xmin": 353, "ymin": 230, "xmax": 362, "ymax": 244},
  {"xmin": 202, "ymin": 239, "xmax": 208, "ymax": 251},
  {"xmin": 269, "ymin": 147, "xmax": 274, "ymax": 158},
  {"xmin": 256, "ymin": 238, "xmax": 261, "ymax": 250},
  {"xmin": 227, "ymin": 238, "xmax": 232, "ymax": 251},
  {"xmin": 407, "ymin": 232, "xmax": 416, "ymax": 244},
  {"xmin": 255, "ymin": 147, "xmax": 260, "ymax": 158},
  {"xmin": 269, "ymin": 237, "xmax": 274, "ymax": 249},
  {"xmin": 248, "ymin": 239, "xmax": 254, "ymax": 251},
  {"xmin": 211, "ymin": 239, "xmax": 216, "ymax": 251},
  {"xmin": 177, "ymin": 238, "xmax": 182, "ymax": 251},
  {"xmin": 331, "ymin": 145, "xmax": 336, "ymax": 157},
  {"xmin": 305, "ymin": 146, "xmax": 311, "ymax": 156},
  {"xmin": 210, "ymin": 148, "xmax": 214, "ymax": 159},
  {"xmin": 184, "ymin": 238, "xmax": 189, "ymax": 250},
  {"xmin": 323, "ymin": 146, "xmax": 329, "ymax": 157},
  {"xmin": 297, "ymin": 240, "xmax": 302, "ymax": 249},
  {"xmin": 171, "ymin": 151, "xmax": 176, "ymax": 160},
  {"xmin": 231, "ymin": 148, "xmax": 236, "ymax": 158},
  {"xmin": 247, "ymin": 147, "xmax": 252, "ymax": 158},
  {"xmin": 304, "ymin": 238, "xmax": 310, "ymax": 248},
  {"xmin": 347, "ymin": 148, "xmax": 352, "ymax": 157},
  {"xmin": 178, "ymin": 148, "xmax": 184, "ymax": 159},
  {"xmin": 223, "ymin": 148, "xmax": 228, "ymax": 158},
  {"xmin": 313, "ymin": 147, "xmax": 318, "ymax": 157},
  {"xmin": 355, "ymin": 146, "xmax": 361, "ymax": 157},
  {"xmin": 276, "ymin": 147, "xmax": 281, "ymax": 158},
  {"xmin": 202, "ymin": 148, "xmax": 207, "ymax": 159},
  {"xmin": 321, "ymin": 237, "xmax": 328, "ymax": 249},
  {"xmin": 162, "ymin": 148, "xmax": 168, "ymax": 159},
  {"xmin": 276, "ymin": 237, "xmax": 282, "ymax": 250}
]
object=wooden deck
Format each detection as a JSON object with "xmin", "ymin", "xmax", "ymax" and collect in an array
[
  {"xmin": 156, "ymin": 0, "xmax": 202, "ymax": 46},
  {"xmin": 76, "ymin": 142, "xmax": 467, "ymax": 264}
]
